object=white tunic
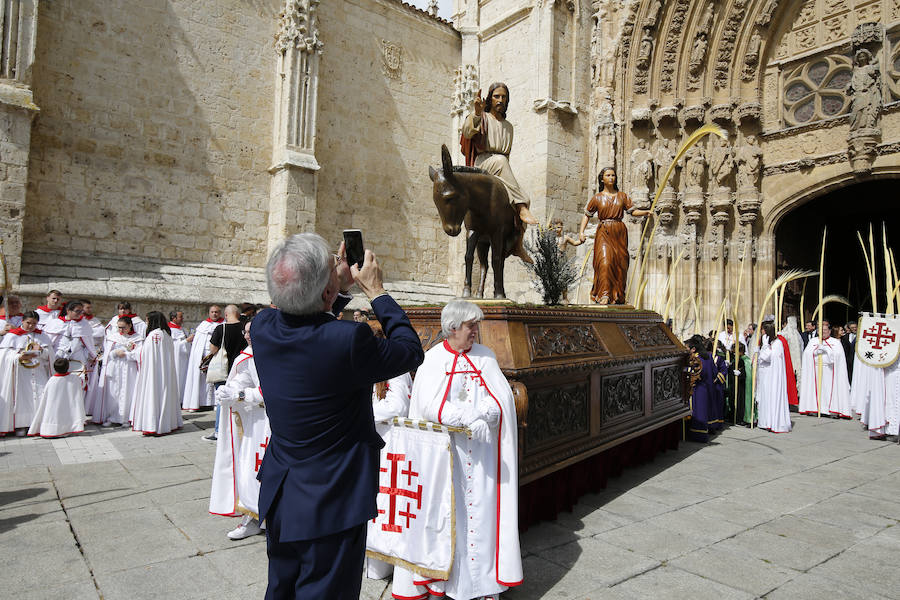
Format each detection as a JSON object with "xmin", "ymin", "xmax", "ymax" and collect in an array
[
  {"xmin": 182, "ymin": 319, "xmax": 221, "ymax": 410},
  {"xmin": 393, "ymin": 341, "xmax": 522, "ymax": 600},
  {"xmin": 34, "ymin": 306, "xmax": 60, "ymax": 327},
  {"xmin": 462, "ymin": 111, "xmax": 531, "ymax": 207},
  {"xmin": 168, "ymin": 323, "xmax": 191, "ymax": 401},
  {"xmin": 756, "ymin": 337, "xmax": 792, "ymax": 433},
  {"xmin": 0, "ymin": 329, "xmax": 52, "ymax": 432},
  {"xmin": 799, "ymin": 336, "xmax": 852, "ymax": 418},
  {"xmin": 43, "ymin": 317, "xmax": 97, "ymax": 367},
  {"xmin": 28, "ymin": 373, "xmax": 85, "ymax": 438},
  {"xmin": 95, "ymin": 332, "xmax": 142, "ymax": 425},
  {"xmin": 130, "ymin": 329, "xmax": 183, "ymax": 435},
  {"xmin": 854, "ymin": 357, "xmax": 900, "ymax": 436},
  {"xmin": 210, "ymin": 350, "xmax": 261, "ymax": 516}
]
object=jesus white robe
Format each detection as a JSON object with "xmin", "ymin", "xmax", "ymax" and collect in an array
[
  {"xmin": 756, "ymin": 337, "xmax": 792, "ymax": 433},
  {"xmin": 799, "ymin": 336, "xmax": 852, "ymax": 418},
  {"xmin": 130, "ymin": 329, "xmax": 183, "ymax": 435},
  {"xmin": 28, "ymin": 373, "xmax": 85, "ymax": 438},
  {"xmin": 0, "ymin": 329, "xmax": 52, "ymax": 433},
  {"xmin": 168, "ymin": 323, "xmax": 190, "ymax": 401},
  {"xmin": 95, "ymin": 332, "xmax": 142, "ymax": 425},
  {"xmin": 393, "ymin": 341, "xmax": 522, "ymax": 600},
  {"xmin": 210, "ymin": 350, "xmax": 261, "ymax": 516},
  {"xmin": 462, "ymin": 111, "xmax": 531, "ymax": 208},
  {"xmin": 182, "ymin": 318, "xmax": 222, "ymax": 410}
]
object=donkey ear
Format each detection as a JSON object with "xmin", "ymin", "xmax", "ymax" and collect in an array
[
  {"xmin": 428, "ymin": 165, "xmax": 437, "ymax": 181},
  {"xmin": 441, "ymin": 144, "xmax": 453, "ymax": 178}
]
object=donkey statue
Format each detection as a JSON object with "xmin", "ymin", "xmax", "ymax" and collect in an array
[{"xmin": 429, "ymin": 144, "xmax": 525, "ymax": 299}]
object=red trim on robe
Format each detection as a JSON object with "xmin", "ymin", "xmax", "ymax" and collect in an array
[
  {"xmin": 777, "ymin": 335, "xmax": 799, "ymax": 406},
  {"xmin": 168, "ymin": 322, "xmax": 182, "ymax": 329}
]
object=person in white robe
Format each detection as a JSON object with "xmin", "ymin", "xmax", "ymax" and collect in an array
[
  {"xmin": 780, "ymin": 316, "xmax": 803, "ymax": 384},
  {"xmin": 80, "ymin": 300, "xmax": 108, "ymax": 420},
  {"xmin": 755, "ymin": 323, "xmax": 792, "ymax": 433},
  {"xmin": 28, "ymin": 358, "xmax": 85, "ymax": 438},
  {"xmin": 799, "ymin": 321, "xmax": 852, "ymax": 418},
  {"xmin": 716, "ymin": 320, "xmax": 736, "ymax": 353},
  {"xmin": 34, "ymin": 290, "xmax": 63, "ymax": 327},
  {"xmin": 0, "ymin": 295, "xmax": 23, "ymax": 334},
  {"xmin": 209, "ymin": 321, "xmax": 266, "ymax": 540},
  {"xmin": 392, "ymin": 300, "xmax": 522, "ymax": 600},
  {"xmin": 182, "ymin": 305, "xmax": 223, "ymax": 411},
  {"xmin": 42, "ymin": 301, "xmax": 97, "ymax": 390},
  {"xmin": 103, "ymin": 301, "xmax": 147, "ymax": 341},
  {"xmin": 0, "ymin": 312, "xmax": 52, "ymax": 436},
  {"xmin": 856, "ymin": 358, "xmax": 900, "ymax": 439},
  {"xmin": 81, "ymin": 301, "xmax": 107, "ymax": 352},
  {"xmin": 95, "ymin": 316, "xmax": 142, "ymax": 426},
  {"xmin": 168, "ymin": 310, "xmax": 191, "ymax": 401},
  {"xmin": 130, "ymin": 312, "xmax": 183, "ymax": 435}
]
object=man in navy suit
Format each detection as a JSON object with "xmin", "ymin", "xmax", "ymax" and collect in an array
[{"xmin": 251, "ymin": 233, "xmax": 424, "ymax": 599}]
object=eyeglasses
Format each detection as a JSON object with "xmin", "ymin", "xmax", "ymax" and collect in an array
[{"xmin": 332, "ymin": 254, "xmax": 343, "ymax": 266}]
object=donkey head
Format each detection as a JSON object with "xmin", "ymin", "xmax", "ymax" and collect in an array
[{"xmin": 429, "ymin": 144, "xmax": 467, "ymax": 237}]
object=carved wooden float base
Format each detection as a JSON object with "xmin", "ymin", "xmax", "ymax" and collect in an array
[
  {"xmin": 403, "ymin": 305, "xmax": 692, "ymax": 488},
  {"xmin": 406, "ymin": 304, "xmax": 690, "ymax": 486}
]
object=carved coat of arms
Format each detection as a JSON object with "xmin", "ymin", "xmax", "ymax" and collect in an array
[{"xmin": 382, "ymin": 40, "xmax": 402, "ymax": 78}]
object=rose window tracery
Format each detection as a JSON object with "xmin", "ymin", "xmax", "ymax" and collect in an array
[{"xmin": 782, "ymin": 55, "xmax": 852, "ymax": 126}]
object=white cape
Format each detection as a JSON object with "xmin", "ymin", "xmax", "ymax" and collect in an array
[
  {"xmin": 210, "ymin": 350, "xmax": 261, "ymax": 516},
  {"xmin": 28, "ymin": 374, "xmax": 85, "ymax": 438},
  {"xmin": 0, "ymin": 330, "xmax": 52, "ymax": 432},
  {"xmin": 43, "ymin": 317, "xmax": 97, "ymax": 365},
  {"xmin": 169, "ymin": 324, "xmax": 190, "ymax": 402},
  {"xmin": 799, "ymin": 336, "xmax": 852, "ymax": 418},
  {"xmin": 182, "ymin": 319, "xmax": 220, "ymax": 410},
  {"xmin": 756, "ymin": 337, "xmax": 792, "ymax": 433},
  {"xmin": 393, "ymin": 341, "xmax": 522, "ymax": 600},
  {"xmin": 94, "ymin": 332, "xmax": 142, "ymax": 425},
  {"xmin": 131, "ymin": 329, "xmax": 183, "ymax": 435},
  {"xmin": 855, "ymin": 358, "xmax": 900, "ymax": 436}
]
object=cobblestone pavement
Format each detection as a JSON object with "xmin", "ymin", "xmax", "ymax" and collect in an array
[{"xmin": 1, "ymin": 413, "xmax": 899, "ymax": 599}]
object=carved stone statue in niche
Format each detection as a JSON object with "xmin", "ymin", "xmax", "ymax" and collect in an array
[
  {"xmin": 707, "ymin": 135, "xmax": 733, "ymax": 188},
  {"xmin": 681, "ymin": 145, "xmax": 706, "ymax": 191},
  {"xmin": 689, "ymin": 34, "xmax": 709, "ymax": 77},
  {"xmin": 735, "ymin": 135, "xmax": 762, "ymax": 190},
  {"xmin": 698, "ymin": 2, "xmax": 715, "ymax": 37},
  {"xmin": 630, "ymin": 139, "xmax": 654, "ymax": 196},
  {"xmin": 637, "ymin": 31, "xmax": 653, "ymax": 70},
  {"xmin": 654, "ymin": 137, "xmax": 677, "ymax": 189},
  {"xmin": 848, "ymin": 49, "xmax": 882, "ymax": 133},
  {"xmin": 645, "ymin": 0, "xmax": 663, "ymax": 29},
  {"xmin": 742, "ymin": 31, "xmax": 761, "ymax": 78}
]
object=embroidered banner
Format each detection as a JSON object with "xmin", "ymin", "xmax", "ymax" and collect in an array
[
  {"xmin": 366, "ymin": 424, "xmax": 454, "ymax": 579},
  {"xmin": 856, "ymin": 313, "xmax": 900, "ymax": 368}
]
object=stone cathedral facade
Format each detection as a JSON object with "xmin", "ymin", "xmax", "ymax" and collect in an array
[{"xmin": 1, "ymin": 0, "xmax": 898, "ymax": 330}]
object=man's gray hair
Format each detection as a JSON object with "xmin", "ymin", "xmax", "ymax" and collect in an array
[
  {"xmin": 441, "ymin": 299, "xmax": 484, "ymax": 336},
  {"xmin": 266, "ymin": 233, "xmax": 332, "ymax": 316}
]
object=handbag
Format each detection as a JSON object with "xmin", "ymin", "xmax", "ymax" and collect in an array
[{"xmin": 205, "ymin": 324, "xmax": 230, "ymax": 383}]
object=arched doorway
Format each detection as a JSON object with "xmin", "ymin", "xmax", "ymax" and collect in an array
[{"xmin": 775, "ymin": 178, "xmax": 900, "ymax": 327}]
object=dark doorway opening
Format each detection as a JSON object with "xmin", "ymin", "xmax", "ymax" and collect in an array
[{"xmin": 775, "ymin": 178, "xmax": 900, "ymax": 327}]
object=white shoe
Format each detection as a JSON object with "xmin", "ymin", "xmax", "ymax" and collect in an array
[{"xmin": 227, "ymin": 518, "xmax": 263, "ymax": 540}]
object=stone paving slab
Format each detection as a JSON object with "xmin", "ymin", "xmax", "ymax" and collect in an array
[{"xmin": 1, "ymin": 414, "xmax": 898, "ymax": 599}]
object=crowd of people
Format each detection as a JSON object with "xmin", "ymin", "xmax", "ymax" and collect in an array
[
  {"xmin": 0, "ymin": 290, "xmax": 268, "ymax": 439},
  {"xmin": 684, "ymin": 313, "xmax": 886, "ymax": 442}
]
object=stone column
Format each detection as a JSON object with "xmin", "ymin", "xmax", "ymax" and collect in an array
[
  {"xmin": 709, "ymin": 186, "xmax": 732, "ymax": 325},
  {"xmin": 0, "ymin": 0, "xmax": 39, "ymax": 287},
  {"xmin": 267, "ymin": 0, "xmax": 324, "ymax": 254}
]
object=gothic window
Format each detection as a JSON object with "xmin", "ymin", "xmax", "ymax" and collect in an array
[{"xmin": 782, "ymin": 55, "xmax": 853, "ymax": 126}]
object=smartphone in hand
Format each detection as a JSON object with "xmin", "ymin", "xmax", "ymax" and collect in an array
[{"xmin": 343, "ymin": 229, "xmax": 365, "ymax": 270}]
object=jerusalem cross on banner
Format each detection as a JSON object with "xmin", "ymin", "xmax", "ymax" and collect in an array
[
  {"xmin": 856, "ymin": 312, "xmax": 900, "ymax": 368},
  {"xmin": 366, "ymin": 423, "xmax": 454, "ymax": 579}
]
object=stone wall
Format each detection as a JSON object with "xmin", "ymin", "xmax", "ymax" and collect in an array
[
  {"xmin": 20, "ymin": 0, "xmax": 278, "ymax": 296},
  {"xmin": 314, "ymin": 0, "xmax": 460, "ymax": 285}
]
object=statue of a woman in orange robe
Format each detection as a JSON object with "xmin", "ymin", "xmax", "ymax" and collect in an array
[{"xmin": 577, "ymin": 167, "xmax": 650, "ymax": 305}]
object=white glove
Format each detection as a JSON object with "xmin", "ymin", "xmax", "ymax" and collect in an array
[
  {"xmin": 814, "ymin": 348, "xmax": 827, "ymax": 356},
  {"xmin": 215, "ymin": 386, "xmax": 236, "ymax": 405},
  {"xmin": 733, "ymin": 370, "xmax": 742, "ymax": 376},
  {"xmin": 468, "ymin": 419, "xmax": 490, "ymax": 443},
  {"xmin": 114, "ymin": 349, "xmax": 126, "ymax": 358}
]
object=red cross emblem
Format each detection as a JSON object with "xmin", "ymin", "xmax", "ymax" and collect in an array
[
  {"xmin": 376, "ymin": 452, "xmax": 422, "ymax": 533},
  {"xmin": 255, "ymin": 436, "xmax": 269, "ymax": 472},
  {"xmin": 863, "ymin": 321, "xmax": 896, "ymax": 350}
]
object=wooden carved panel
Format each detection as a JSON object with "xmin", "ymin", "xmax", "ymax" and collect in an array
[
  {"xmin": 652, "ymin": 365, "xmax": 682, "ymax": 408},
  {"xmin": 619, "ymin": 323, "xmax": 674, "ymax": 350},
  {"xmin": 525, "ymin": 383, "xmax": 589, "ymax": 449},
  {"xmin": 526, "ymin": 324, "xmax": 608, "ymax": 360},
  {"xmin": 415, "ymin": 324, "xmax": 446, "ymax": 351},
  {"xmin": 601, "ymin": 371, "xmax": 643, "ymax": 422}
]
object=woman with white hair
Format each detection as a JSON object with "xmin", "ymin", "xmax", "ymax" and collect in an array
[{"xmin": 392, "ymin": 299, "xmax": 522, "ymax": 600}]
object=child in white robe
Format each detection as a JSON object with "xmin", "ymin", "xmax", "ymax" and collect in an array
[
  {"xmin": 95, "ymin": 316, "xmax": 142, "ymax": 426},
  {"xmin": 29, "ymin": 357, "xmax": 85, "ymax": 438},
  {"xmin": 131, "ymin": 312, "xmax": 183, "ymax": 435},
  {"xmin": 0, "ymin": 312, "xmax": 52, "ymax": 436}
]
